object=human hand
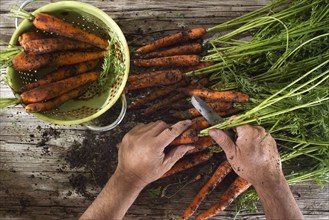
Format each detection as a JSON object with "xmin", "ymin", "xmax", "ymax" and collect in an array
[
  {"xmin": 209, "ymin": 125, "xmax": 282, "ymax": 186},
  {"xmin": 114, "ymin": 120, "xmax": 194, "ymax": 189}
]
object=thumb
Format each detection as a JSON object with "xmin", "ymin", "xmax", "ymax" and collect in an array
[
  {"xmin": 163, "ymin": 145, "xmax": 194, "ymax": 170},
  {"xmin": 209, "ymin": 129, "xmax": 235, "ymax": 158}
]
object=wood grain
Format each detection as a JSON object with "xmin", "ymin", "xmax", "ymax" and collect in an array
[{"xmin": 1, "ymin": 0, "xmax": 328, "ymax": 220}]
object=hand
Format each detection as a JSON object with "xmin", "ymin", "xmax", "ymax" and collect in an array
[
  {"xmin": 115, "ymin": 120, "xmax": 194, "ymax": 189},
  {"xmin": 209, "ymin": 125, "xmax": 282, "ymax": 186}
]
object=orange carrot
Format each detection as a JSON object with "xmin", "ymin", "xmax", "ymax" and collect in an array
[
  {"xmin": 12, "ymin": 51, "xmax": 106, "ymax": 71},
  {"xmin": 144, "ymin": 93, "xmax": 186, "ymax": 114},
  {"xmin": 170, "ymin": 128, "xmax": 198, "ymax": 146},
  {"xmin": 195, "ymin": 177, "xmax": 251, "ymax": 220},
  {"xmin": 128, "ymin": 69, "xmax": 183, "ymax": 83},
  {"xmin": 19, "ymin": 60, "xmax": 99, "ymax": 93},
  {"xmin": 134, "ymin": 55, "xmax": 200, "ymax": 67},
  {"xmin": 25, "ymin": 86, "xmax": 87, "ymax": 113},
  {"xmin": 18, "ymin": 31, "xmax": 49, "ymax": 46},
  {"xmin": 137, "ymin": 27, "xmax": 206, "ymax": 54},
  {"xmin": 161, "ymin": 150, "xmax": 213, "ymax": 178},
  {"xmin": 172, "ymin": 102, "xmax": 233, "ymax": 119},
  {"xmin": 22, "ymin": 38, "xmax": 96, "ymax": 54},
  {"xmin": 181, "ymin": 89, "xmax": 250, "ymax": 103},
  {"xmin": 32, "ymin": 13, "xmax": 108, "ymax": 49},
  {"xmin": 128, "ymin": 79, "xmax": 190, "ymax": 109},
  {"xmin": 180, "ymin": 160, "xmax": 233, "ymax": 220},
  {"xmin": 126, "ymin": 69, "xmax": 183, "ymax": 91},
  {"xmin": 183, "ymin": 62, "xmax": 212, "ymax": 73},
  {"xmin": 191, "ymin": 116, "xmax": 210, "ymax": 130},
  {"xmin": 186, "ymin": 137, "xmax": 214, "ymax": 155},
  {"xmin": 20, "ymin": 71, "xmax": 99, "ymax": 104},
  {"xmin": 143, "ymin": 43, "xmax": 202, "ymax": 58}
]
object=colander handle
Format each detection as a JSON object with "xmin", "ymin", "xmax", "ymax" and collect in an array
[
  {"xmin": 83, "ymin": 94, "xmax": 127, "ymax": 132},
  {"xmin": 15, "ymin": 0, "xmax": 37, "ymax": 28}
]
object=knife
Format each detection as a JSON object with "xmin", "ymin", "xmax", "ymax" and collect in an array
[{"xmin": 191, "ymin": 95, "xmax": 236, "ymax": 141}]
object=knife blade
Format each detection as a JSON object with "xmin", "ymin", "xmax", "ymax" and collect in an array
[{"xmin": 191, "ymin": 95, "xmax": 236, "ymax": 141}]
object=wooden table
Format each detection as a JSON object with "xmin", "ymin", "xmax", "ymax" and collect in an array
[{"xmin": 1, "ymin": 0, "xmax": 328, "ymax": 219}]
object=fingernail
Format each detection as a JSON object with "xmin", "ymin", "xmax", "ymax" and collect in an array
[
  {"xmin": 183, "ymin": 119, "xmax": 192, "ymax": 126},
  {"xmin": 209, "ymin": 129, "xmax": 218, "ymax": 136}
]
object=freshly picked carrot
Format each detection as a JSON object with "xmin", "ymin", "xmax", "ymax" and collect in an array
[
  {"xmin": 128, "ymin": 79, "xmax": 190, "ymax": 109},
  {"xmin": 170, "ymin": 128, "xmax": 198, "ymax": 146},
  {"xmin": 181, "ymin": 88, "xmax": 250, "ymax": 103},
  {"xmin": 136, "ymin": 27, "xmax": 206, "ymax": 54},
  {"xmin": 180, "ymin": 160, "xmax": 232, "ymax": 220},
  {"xmin": 191, "ymin": 116, "xmax": 210, "ymax": 130},
  {"xmin": 143, "ymin": 43, "xmax": 202, "ymax": 58},
  {"xmin": 186, "ymin": 137, "xmax": 214, "ymax": 155},
  {"xmin": 19, "ymin": 60, "xmax": 99, "ymax": 93},
  {"xmin": 12, "ymin": 50, "xmax": 106, "ymax": 71},
  {"xmin": 126, "ymin": 69, "xmax": 183, "ymax": 91},
  {"xmin": 144, "ymin": 93, "xmax": 186, "ymax": 114},
  {"xmin": 22, "ymin": 38, "xmax": 96, "ymax": 54},
  {"xmin": 18, "ymin": 31, "xmax": 50, "ymax": 46},
  {"xmin": 12, "ymin": 10, "xmax": 109, "ymax": 49},
  {"xmin": 134, "ymin": 55, "xmax": 200, "ymax": 67},
  {"xmin": 20, "ymin": 71, "xmax": 99, "ymax": 104},
  {"xmin": 161, "ymin": 150, "xmax": 213, "ymax": 178},
  {"xmin": 195, "ymin": 177, "xmax": 251, "ymax": 220},
  {"xmin": 25, "ymin": 85, "xmax": 88, "ymax": 113}
]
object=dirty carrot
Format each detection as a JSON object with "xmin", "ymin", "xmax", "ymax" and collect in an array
[
  {"xmin": 191, "ymin": 116, "xmax": 210, "ymax": 130},
  {"xmin": 25, "ymin": 86, "xmax": 87, "ymax": 113},
  {"xmin": 170, "ymin": 128, "xmax": 198, "ymax": 146},
  {"xmin": 183, "ymin": 62, "xmax": 212, "ymax": 74},
  {"xmin": 134, "ymin": 55, "xmax": 200, "ymax": 67},
  {"xmin": 20, "ymin": 71, "xmax": 99, "ymax": 104},
  {"xmin": 186, "ymin": 137, "xmax": 214, "ymax": 155},
  {"xmin": 172, "ymin": 102, "xmax": 233, "ymax": 119},
  {"xmin": 22, "ymin": 38, "xmax": 96, "ymax": 54},
  {"xmin": 144, "ymin": 93, "xmax": 186, "ymax": 114},
  {"xmin": 136, "ymin": 27, "xmax": 206, "ymax": 54},
  {"xmin": 19, "ymin": 60, "xmax": 99, "ymax": 93},
  {"xmin": 18, "ymin": 31, "xmax": 49, "ymax": 46},
  {"xmin": 143, "ymin": 43, "xmax": 202, "ymax": 58},
  {"xmin": 195, "ymin": 177, "xmax": 251, "ymax": 220},
  {"xmin": 126, "ymin": 69, "xmax": 183, "ymax": 91},
  {"xmin": 12, "ymin": 50, "xmax": 106, "ymax": 71},
  {"xmin": 161, "ymin": 150, "xmax": 213, "ymax": 178},
  {"xmin": 181, "ymin": 89, "xmax": 250, "ymax": 103},
  {"xmin": 128, "ymin": 69, "xmax": 183, "ymax": 83},
  {"xmin": 128, "ymin": 79, "xmax": 190, "ymax": 109},
  {"xmin": 32, "ymin": 13, "xmax": 109, "ymax": 49},
  {"xmin": 180, "ymin": 160, "xmax": 233, "ymax": 220}
]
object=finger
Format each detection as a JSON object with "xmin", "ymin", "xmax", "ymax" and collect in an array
[
  {"xmin": 149, "ymin": 120, "xmax": 170, "ymax": 136},
  {"xmin": 163, "ymin": 145, "xmax": 194, "ymax": 170},
  {"xmin": 156, "ymin": 120, "xmax": 192, "ymax": 149},
  {"xmin": 209, "ymin": 129, "xmax": 235, "ymax": 159}
]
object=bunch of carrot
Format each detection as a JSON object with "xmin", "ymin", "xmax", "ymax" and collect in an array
[
  {"xmin": 7, "ymin": 11, "xmax": 109, "ymax": 113},
  {"xmin": 125, "ymin": 28, "xmax": 253, "ymax": 219}
]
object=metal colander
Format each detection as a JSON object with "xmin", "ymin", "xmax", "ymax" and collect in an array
[{"xmin": 7, "ymin": 1, "xmax": 130, "ymax": 130}]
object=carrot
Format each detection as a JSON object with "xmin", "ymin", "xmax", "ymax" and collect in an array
[
  {"xmin": 22, "ymin": 38, "xmax": 96, "ymax": 54},
  {"xmin": 32, "ymin": 13, "xmax": 108, "ymax": 49},
  {"xmin": 195, "ymin": 177, "xmax": 251, "ymax": 220},
  {"xmin": 134, "ymin": 55, "xmax": 200, "ymax": 67},
  {"xmin": 161, "ymin": 150, "xmax": 213, "ymax": 178},
  {"xmin": 20, "ymin": 71, "xmax": 99, "ymax": 104},
  {"xmin": 126, "ymin": 69, "xmax": 183, "ymax": 91},
  {"xmin": 170, "ymin": 128, "xmax": 198, "ymax": 146},
  {"xmin": 180, "ymin": 160, "xmax": 233, "ymax": 220},
  {"xmin": 144, "ymin": 93, "xmax": 186, "ymax": 114},
  {"xmin": 186, "ymin": 137, "xmax": 214, "ymax": 155},
  {"xmin": 128, "ymin": 79, "xmax": 190, "ymax": 109},
  {"xmin": 128, "ymin": 69, "xmax": 183, "ymax": 83},
  {"xmin": 181, "ymin": 89, "xmax": 250, "ymax": 103},
  {"xmin": 12, "ymin": 51, "xmax": 106, "ymax": 71},
  {"xmin": 19, "ymin": 60, "xmax": 99, "ymax": 93},
  {"xmin": 25, "ymin": 85, "xmax": 87, "ymax": 113},
  {"xmin": 143, "ymin": 43, "xmax": 202, "ymax": 58},
  {"xmin": 137, "ymin": 27, "xmax": 206, "ymax": 54},
  {"xmin": 172, "ymin": 102, "xmax": 233, "ymax": 119},
  {"xmin": 18, "ymin": 31, "xmax": 49, "ymax": 46},
  {"xmin": 191, "ymin": 116, "xmax": 210, "ymax": 130}
]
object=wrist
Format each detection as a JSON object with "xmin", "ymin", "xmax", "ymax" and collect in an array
[
  {"xmin": 253, "ymin": 171, "xmax": 287, "ymax": 192},
  {"xmin": 112, "ymin": 169, "xmax": 146, "ymax": 192}
]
